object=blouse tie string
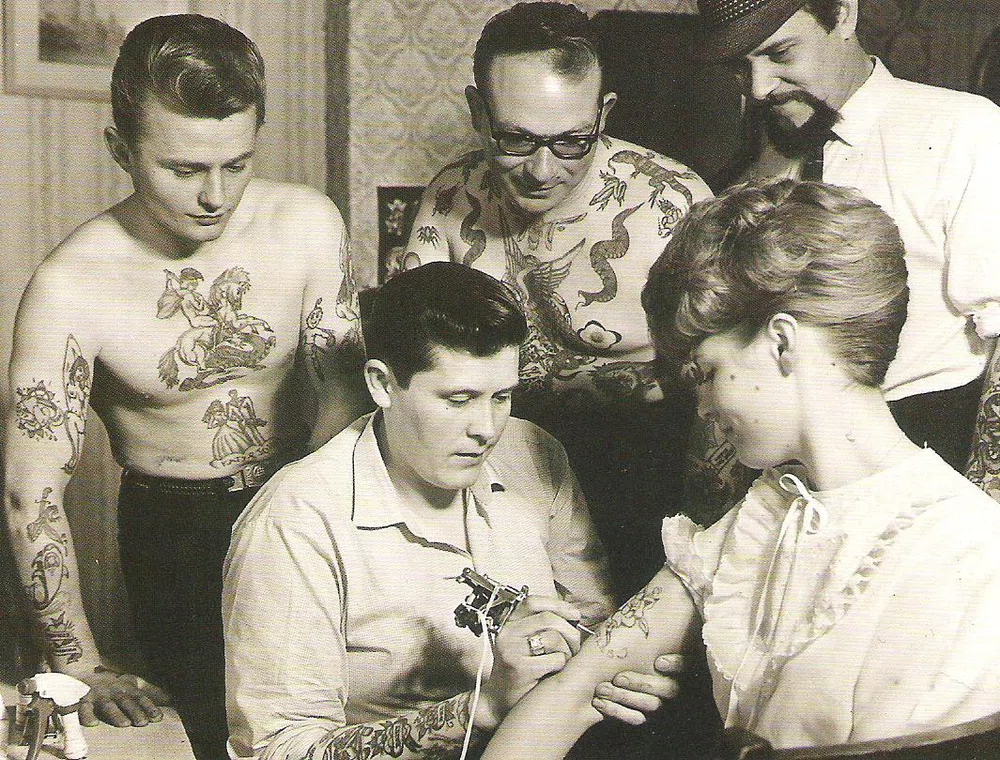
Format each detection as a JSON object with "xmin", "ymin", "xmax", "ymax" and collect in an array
[{"xmin": 726, "ymin": 473, "xmax": 829, "ymax": 730}]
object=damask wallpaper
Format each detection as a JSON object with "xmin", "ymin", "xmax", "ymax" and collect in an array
[
  {"xmin": 334, "ymin": 0, "xmax": 1000, "ymax": 275},
  {"xmin": 338, "ymin": 0, "xmax": 698, "ymax": 278}
]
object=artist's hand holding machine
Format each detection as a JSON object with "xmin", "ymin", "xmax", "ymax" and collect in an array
[{"xmin": 454, "ymin": 569, "xmax": 680, "ymax": 733}]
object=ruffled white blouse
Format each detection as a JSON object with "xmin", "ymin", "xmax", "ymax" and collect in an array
[{"xmin": 664, "ymin": 448, "xmax": 1000, "ymax": 749}]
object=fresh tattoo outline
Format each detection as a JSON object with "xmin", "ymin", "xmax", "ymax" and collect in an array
[{"xmin": 597, "ymin": 586, "xmax": 662, "ymax": 658}]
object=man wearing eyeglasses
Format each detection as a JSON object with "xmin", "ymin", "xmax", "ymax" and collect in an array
[{"xmin": 403, "ymin": 2, "xmax": 713, "ymax": 604}]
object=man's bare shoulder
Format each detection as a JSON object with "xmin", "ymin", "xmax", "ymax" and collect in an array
[
  {"xmin": 26, "ymin": 210, "xmax": 136, "ymax": 295},
  {"xmin": 603, "ymin": 136, "xmax": 710, "ymax": 188},
  {"xmin": 240, "ymin": 178, "xmax": 347, "ymax": 236},
  {"xmin": 425, "ymin": 149, "xmax": 487, "ymax": 192}
]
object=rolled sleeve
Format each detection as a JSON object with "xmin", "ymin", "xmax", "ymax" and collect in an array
[{"xmin": 223, "ymin": 490, "xmax": 349, "ymax": 758}]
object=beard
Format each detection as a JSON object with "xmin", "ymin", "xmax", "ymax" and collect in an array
[{"xmin": 753, "ymin": 91, "xmax": 841, "ymax": 159}]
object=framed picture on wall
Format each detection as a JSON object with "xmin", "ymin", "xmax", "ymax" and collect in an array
[{"xmin": 3, "ymin": 0, "xmax": 188, "ymax": 99}]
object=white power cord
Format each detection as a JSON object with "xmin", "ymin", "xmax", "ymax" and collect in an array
[{"xmin": 460, "ymin": 581, "xmax": 502, "ymax": 760}]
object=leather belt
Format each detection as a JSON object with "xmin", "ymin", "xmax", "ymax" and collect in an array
[{"xmin": 122, "ymin": 454, "xmax": 293, "ymax": 494}]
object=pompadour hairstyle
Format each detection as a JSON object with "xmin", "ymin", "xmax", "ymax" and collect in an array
[
  {"xmin": 362, "ymin": 262, "xmax": 528, "ymax": 388},
  {"xmin": 642, "ymin": 178, "xmax": 909, "ymax": 388},
  {"xmin": 111, "ymin": 14, "xmax": 265, "ymax": 147},
  {"xmin": 473, "ymin": 2, "xmax": 603, "ymax": 98}
]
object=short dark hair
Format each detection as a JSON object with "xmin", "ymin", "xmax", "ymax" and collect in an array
[
  {"xmin": 473, "ymin": 2, "xmax": 602, "ymax": 99},
  {"xmin": 111, "ymin": 14, "xmax": 265, "ymax": 147},
  {"xmin": 362, "ymin": 263, "xmax": 528, "ymax": 388},
  {"xmin": 803, "ymin": 0, "xmax": 842, "ymax": 31},
  {"xmin": 642, "ymin": 179, "xmax": 908, "ymax": 388}
]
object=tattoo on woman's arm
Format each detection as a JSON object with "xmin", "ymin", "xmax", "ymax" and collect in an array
[{"xmin": 597, "ymin": 586, "xmax": 663, "ymax": 658}]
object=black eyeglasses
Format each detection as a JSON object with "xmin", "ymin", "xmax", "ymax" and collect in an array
[{"xmin": 484, "ymin": 101, "xmax": 604, "ymax": 160}]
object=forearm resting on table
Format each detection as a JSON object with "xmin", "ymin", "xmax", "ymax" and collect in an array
[
  {"xmin": 482, "ymin": 567, "xmax": 698, "ymax": 760},
  {"xmin": 258, "ymin": 690, "xmax": 488, "ymax": 760}
]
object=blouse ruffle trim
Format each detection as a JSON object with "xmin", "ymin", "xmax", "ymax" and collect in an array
[{"xmin": 703, "ymin": 455, "xmax": 941, "ymax": 690}]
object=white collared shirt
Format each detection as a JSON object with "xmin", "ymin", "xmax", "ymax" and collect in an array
[
  {"xmin": 755, "ymin": 59, "xmax": 1000, "ymax": 400},
  {"xmin": 222, "ymin": 413, "xmax": 613, "ymax": 759}
]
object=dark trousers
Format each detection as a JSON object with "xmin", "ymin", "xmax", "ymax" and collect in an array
[
  {"xmin": 118, "ymin": 472, "xmax": 258, "ymax": 760},
  {"xmin": 888, "ymin": 378, "xmax": 983, "ymax": 471}
]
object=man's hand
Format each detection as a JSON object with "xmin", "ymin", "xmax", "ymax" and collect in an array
[
  {"xmin": 591, "ymin": 653, "xmax": 684, "ymax": 726},
  {"xmin": 73, "ymin": 669, "xmax": 171, "ymax": 727},
  {"xmin": 476, "ymin": 595, "xmax": 583, "ymax": 730}
]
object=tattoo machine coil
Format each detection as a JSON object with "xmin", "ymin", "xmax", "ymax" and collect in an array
[{"xmin": 454, "ymin": 568, "xmax": 527, "ymax": 639}]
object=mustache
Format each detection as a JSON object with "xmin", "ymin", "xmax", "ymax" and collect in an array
[{"xmin": 747, "ymin": 92, "xmax": 841, "ymax": 159}]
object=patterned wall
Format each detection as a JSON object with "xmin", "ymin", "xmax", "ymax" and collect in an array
[
  {"xmin": 341, "ymin": 0, "xmax": 698, "ymax": 278},
  {"xmin": 339, "ymin": 0, "xmax": 1000, "ymax": 274}
]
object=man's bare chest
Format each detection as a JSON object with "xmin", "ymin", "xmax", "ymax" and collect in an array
[{"xmin": 93, "ymin": 260, "xmax": 303, "ymax": 403}]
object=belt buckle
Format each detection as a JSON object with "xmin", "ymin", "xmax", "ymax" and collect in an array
[{"xmin": 228, "ymin": 461, "xmax": 268, "ymax": 492}]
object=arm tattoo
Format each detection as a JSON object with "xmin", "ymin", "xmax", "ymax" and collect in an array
[
  {"xmin": 61, "ymin": 334, "xmax": 90, "ymax": 472},
  {"xmin": 308, "ymin": 692, "xmax": 473, "ymax": 760},
  {"xmin": 26, "ymin": 543, "xmax": 69, "ymax": 611},
  {"xmin": 44, "ymin": 612, "xmax": 84, "ymax": 664},
  {"xmin": 26, "ymin": 487, "xmax": 67, "ymax": 545},
  {"xmin": 13, "ymin": 336, "xmax": 92, "ymax": 474},
  {"xmin": 965, "ymin": 349, "xmax": 1000, "ymax": 499},
  {"xmin": 301, "ymin": 298, "xmax": 338, "ymax": 382},
  {"xmin": 596, "ymin": 586, "xmax": 662, "ymax": 658},
  {"xmin": 15, "ymin": 380, "xmax": 66, "ymax": 441}
]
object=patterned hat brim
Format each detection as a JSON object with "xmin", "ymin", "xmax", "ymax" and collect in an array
[{"xmin": 696, "ymin": 0, "xmax": 807, "ymax": 62}]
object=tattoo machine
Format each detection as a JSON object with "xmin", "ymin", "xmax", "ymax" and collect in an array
[
  {"xmin": 15, "ymin": 673, "xmax": 90, "ymax": 760},
  {"xmin": 454, "ymin": 568, "xmax": 528, "ymax": 639}
]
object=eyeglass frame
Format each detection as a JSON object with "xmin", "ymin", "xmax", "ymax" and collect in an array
[{"xmin": 481, "ymin": 97, "xmax": 608, "ymax": 160}]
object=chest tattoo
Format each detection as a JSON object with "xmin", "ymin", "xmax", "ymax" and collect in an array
[
  {"xmin": 578, "ymin": 204, "xmax": 642, "ymax": 307},
  {"xmin": 201, "ymin": 388, "xmax": 273, "ymax": 469},
  {"xmin": 460, "ymin": 192, "xmax": 487, "ymax": 266},
  {"xmin": 156, "ymin": 267, "xmax": 275, "ymax": 391}
]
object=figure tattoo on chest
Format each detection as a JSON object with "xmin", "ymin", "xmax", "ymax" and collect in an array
[
  {"xmin": 201, "ymin": 388, "xmax": 273, "ymax": 469},
  {"xmin": 156, "ymin": 266, "xmax": 275, "ymax": 391}
]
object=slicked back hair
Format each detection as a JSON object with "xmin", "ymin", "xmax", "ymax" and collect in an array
[
  {"xmin": 363, "ymin": 263, "xmax": 528, "ymax": 388},
  {"xmin": 112, "ymin": 14, "xmax": 265, "ymax": 148},
  {"xmin": 473, "ymin": 2, "xmax": 603, "ymax": 101}
]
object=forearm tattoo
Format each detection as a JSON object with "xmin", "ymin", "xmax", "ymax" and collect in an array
[
  {"xmin": 13, "ymin": 335, "xmax": 91, "ymax": 474},
  {"xmin": 965, "ymin": 349, "xmax": 1000, "ymax": 500},
  {"xmin": 20, "ymin": 488, "xmax": 84, "ymax": 663},
  {"xmin": 44, "ymin": 612, "xmax": 84, "ymax": 664},
  {"xmin": 597, "ymin": 586, "xmax": 662, "ymax": 659},
  {"xmin": 307, "ymin": 692, "xmax": 473, "ymax": 760}
]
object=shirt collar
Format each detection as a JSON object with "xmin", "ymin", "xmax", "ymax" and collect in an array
[
  {"xmin": 833, "ymin": 57, "xmax": 893, "ymax": 147},
  {"xmin": 351, "ymin": 412, "xmax": 509, "ymax": 530}
]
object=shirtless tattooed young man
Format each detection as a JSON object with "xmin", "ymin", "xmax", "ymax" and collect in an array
[{"xmin": 3, "ymin": 15, "xmax": 368, "ymax": 760}]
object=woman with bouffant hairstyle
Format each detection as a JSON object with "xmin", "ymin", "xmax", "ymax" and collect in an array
[{"xmin": 483, "ymin": 180, "xmax": 1000, "ymax": 756}]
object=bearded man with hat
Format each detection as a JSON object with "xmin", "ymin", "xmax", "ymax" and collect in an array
[{"xmin": 696, "ymin": 0, "xmax": 1000, "ymax": 488}]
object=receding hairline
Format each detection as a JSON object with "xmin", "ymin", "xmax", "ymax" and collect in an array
[{"xmin": 478, "ymin": 48, "xmax": 602, "ymax": 101}]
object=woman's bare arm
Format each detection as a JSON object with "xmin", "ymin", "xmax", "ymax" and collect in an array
[{"xmin": 481, "ymin": 566, "xmax": 700, "ymax": 759}]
